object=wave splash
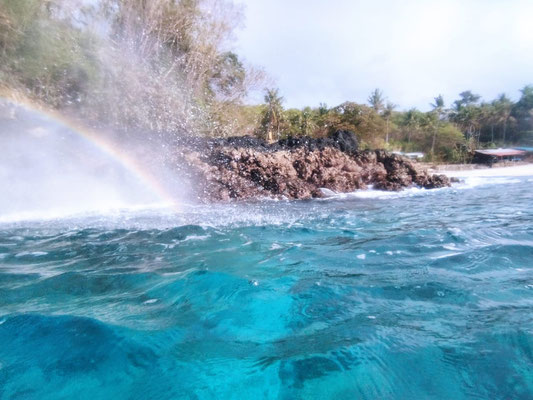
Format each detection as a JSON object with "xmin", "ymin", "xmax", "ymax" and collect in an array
[
  {"xmin": 321, "ymin": 165, "xmax": 533, "ymax": 200},
  {"xmin": 0, "ymin": 100, "xmax": 183, "ymax": 223}
]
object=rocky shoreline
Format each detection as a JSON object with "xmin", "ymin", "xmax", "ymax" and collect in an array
[{"xmin": 175, "ymin": 131, "xmax": 451, "ymax": 202}]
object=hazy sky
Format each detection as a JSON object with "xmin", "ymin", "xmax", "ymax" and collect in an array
[{"xmin": 234, "ymin": 0, "xmax": 533, "ymax": 111}]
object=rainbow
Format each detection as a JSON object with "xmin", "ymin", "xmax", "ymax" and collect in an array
[{"xmin": 2, "ymin": 97, "xmax": 179, "ymax": 210}]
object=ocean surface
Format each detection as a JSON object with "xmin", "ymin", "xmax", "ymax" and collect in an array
[{"xmin": 0, "ymin": 173, "xmax": 532, "ymax": 399}]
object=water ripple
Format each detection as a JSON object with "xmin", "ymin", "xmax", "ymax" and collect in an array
[{"xmin": 0, "ymin": 176, "xmax": 532, "ymax": 399}]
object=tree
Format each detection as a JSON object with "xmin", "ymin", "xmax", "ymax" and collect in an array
[
  {"xmin": 514, "ymin": 85, "xmax": 533, "ymax": 138},
  {"xmin": 516, "ymin": 85, "xmax": 533, "ymax": 110},
  {"xmin": 209, "ymin": 52, "xmax": 246, "ymax": 100},
  {"xmin": 434, "ymin": 124, "xmax": 465, "ymax": 161},
  {"xmin": 301, "ymin": 106, "xmax": 317, "ymax": 136},
  {"xmin": 383, "ymin": 102, "xmax": 396, "ymax": 144},
  {"xmin": 403, "ymin": 108, "xmax": 424, "ymax": 145},
  {"xmin": 450, "ymin": 92, "xmax": 483, "ymax": 148},
  {"xmin": 368, "ymin": 88, "xmax": 384, "ymax": 113},
  {"xmin": 453, "ymin": 91, "xmax": 481, "ymax": 109},
  {"xmin": 328, "ymin": 101, "xmax": 386, "ymax": 147},
  {"xmin": 284, "ymin": 108, "xmax": 302, "ymax": 137},
  {"xmin": 430, "ymin": 95, "xmax": 445, "ymax": 118},
  {"xmin": 425, "ymin": 111, "xmax": 439, "ymax": 158},
  {"xmin": 483, "ymin": 101, "xmax": 498, "ymax": 143},
  {"xmin": 429, "ymin": 95, "xmax": 445, "ymax": 157},
  {"xmin": 493, "ymin": 94, "xmax": 514, "ymax": 145},
  {"xmin": 261, "ymin": 88, "xmax": 284, "ymax": 141},
  {"xmin": 0, "ymin": 0, "xmax": 263, "ymax": 136},
  {"xmin": 310, "ymin": 103, "xmax": 330, "ymax": 137}
]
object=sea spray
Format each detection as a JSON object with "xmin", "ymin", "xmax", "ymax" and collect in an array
[{"xmin": 0, "ymin": 100, "xmax": 185, "ymax": 220}]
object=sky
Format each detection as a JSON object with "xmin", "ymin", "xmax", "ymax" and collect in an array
[{"xmin": 234, "ymin": 0, "xmax": 533, "ymax": 111}]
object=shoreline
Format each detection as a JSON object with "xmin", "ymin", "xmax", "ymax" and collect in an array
[
  {"xmin": 422, "ymin": 161, "xmax": 532, "ymax": 172},
  {"xmin": 437, "ymin": 163, "xmax": 533, "ymax": 178}
]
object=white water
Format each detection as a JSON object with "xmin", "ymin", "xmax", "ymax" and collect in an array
[
  {"xmin": 321, "ymin": 163, "xmax": 533, "ymax": 201},
  {"xmin": 441, "ymin": 164, "xmax": 533, "ymax": 178}
]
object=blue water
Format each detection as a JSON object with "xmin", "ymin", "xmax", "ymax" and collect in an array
[{"xmin": 0, "ymin": 176, "xmax": 532, "ymax": 399}]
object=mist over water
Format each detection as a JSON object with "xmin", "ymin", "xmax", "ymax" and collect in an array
[{"xmin": 0, "ymin": 100, "xmax": 186, "ymax": 222}]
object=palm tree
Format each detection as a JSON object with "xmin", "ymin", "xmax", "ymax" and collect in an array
[
  {"xmin": 429, "ymin": 95, "xmax": 445, "ymax": 157},
  {"xmin": 514, "ymin": 85, "xmax": 533, "ymax": 135},
  {"xmin": 450, "ymin": 102, "xmax": 482, "ymax": 149},
  {"xmin": 368, "ymin": 88, "xmax": 385, "ymax": 113},
  {"xmin": 404, "ymin": 108, "xmax": 421, "ymax": 144},
  {"xmin": 430, "ymin": 95, "xmax": 445, "ymax": 117},
  {"xmin": 493, "ymin": 94, "xmax": 513, "ymax": 145},
  {"xmin": 484, "ymin": 102, "xmax": 498, "ymax": 143},
  {"xmin": 453, "ymin": 91, "xmax": 481, "ymax": 109},
  {"xmin": 383, "ymin": 102, "xmax": 396, "ymax": 144},
  {"xmin": 262, "ymin": 88, "xmax": 284, "ymax": 141},
  {"xmin": 301, "ymin": 107, "xmax": 317, "ymax": 136},
  {"xmin": 424, "ymin": 111, "xmax": 439, "ymax": 159}
]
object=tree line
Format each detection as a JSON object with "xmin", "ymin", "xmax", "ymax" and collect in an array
[{"xmin": 253, "ymin": 87, "xmax": 533, "ymax": 162}]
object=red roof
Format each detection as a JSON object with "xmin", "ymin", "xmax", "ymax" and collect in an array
[{"xmin": 475, "ymin": 149, "xmax": 526, "ymax": 157}]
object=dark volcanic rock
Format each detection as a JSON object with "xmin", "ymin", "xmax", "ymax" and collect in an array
[
  {"xmin": 276, "ymin": 130, "xmax": 359, "ymax": 155},
  {"xmin": 176, "ymin": 131, "xmax": 450, "ymax": 201}
]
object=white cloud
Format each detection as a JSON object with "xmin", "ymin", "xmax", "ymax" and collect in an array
[{"xmin": 235, "ymin": 0, "xmax": 533, "ymax": 110}]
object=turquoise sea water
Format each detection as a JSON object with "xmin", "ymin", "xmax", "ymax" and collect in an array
[{"xmin": 0, "ymin": 175, "xmax": 532, "ymax": 399}]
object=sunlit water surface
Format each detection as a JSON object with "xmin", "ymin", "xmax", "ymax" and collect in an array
[{"xmin": 0, "ymin": 175, "xmax": 532, "ymax": 399}]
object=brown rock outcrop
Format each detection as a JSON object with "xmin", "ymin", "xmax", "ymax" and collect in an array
[{"xmin": 176, "ymin": 132, "xmax": 450, "ymax": 202}]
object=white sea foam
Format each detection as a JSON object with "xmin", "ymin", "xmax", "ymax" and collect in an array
[
  {"xmin": 0, "ymin": 201, "xmax": 175, "ymax": 224},
  {"xmin": 348, "ymin": 186, "xmax": 439, "ymax": 199},
  {"xmin": 442, "ymin": 164, "xmax": 533, "ymax": 191},
  {"xmin": 320, "ymin": 164, "xmax": 533, "ymax": 201},
  {"xmin": 432, "ymin": 252, "xmax": 463, "ymax": 260},
  {"xmin": 319, "ymin": 188, "xmax": 337, "ymax": 197},
  {"xmin": 325, "ymin": 185, "xmax": 447, "ymax": 200},
  {"xmin": 182, "ymin": 234, "xmax": 210, "ymax": 242},
  {"xmin": 440, "ymin": 164, "xmax": 533, "ymax": 178},
  {"xmin": 454, "ymin": 176, "xmax": 521, "ymax": 190},
  {"xmin": 14, "ymin": 251, "xmax": 48, "ymax": 257}
]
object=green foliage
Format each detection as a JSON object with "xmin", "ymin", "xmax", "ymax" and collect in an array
[
  {"xmin": 399, "ymin": 108, "xmax": 425, "ymax": 144},
  {"xmin": 431, "ymin": 95, "xmax": 445, "ymax": 110},
  {"xmin": 517, "ymin": 85, "xmax": 533, "ymax": 110},
  {"xmin": 258, "ymin": 88, "xmax": 284, "ymax": 141},
  {"xmin": 284, "ymin": 108, "xmax": 303, "ymax": 137},
  {"xmin": 513, "ymin": 85, "xmax": 533, "ymax": 135},
  {"xmin": 209, "ymin": 52, "xmax": 246, "ymax": 98},
  {"xmin": 327, "ymin": 102, "xmax": 386, "ymax": 148},
  {"xmin": 433, "ymin": 124, "xmax": 464, "ymax": 158},
  {"xmin": 0, "ymin": 0, "xmax": 261, "ymax": 136},
  {"xmin": 248, "ymin": 84, "xmax": 533, "ymax": 163},
  {"xmin": 367, "ymin": 88, "xmax": 384, "ymax": 113},
  {"xmin": 0, "ymin": 0, "xmax": 100, "ymax": 107}
]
